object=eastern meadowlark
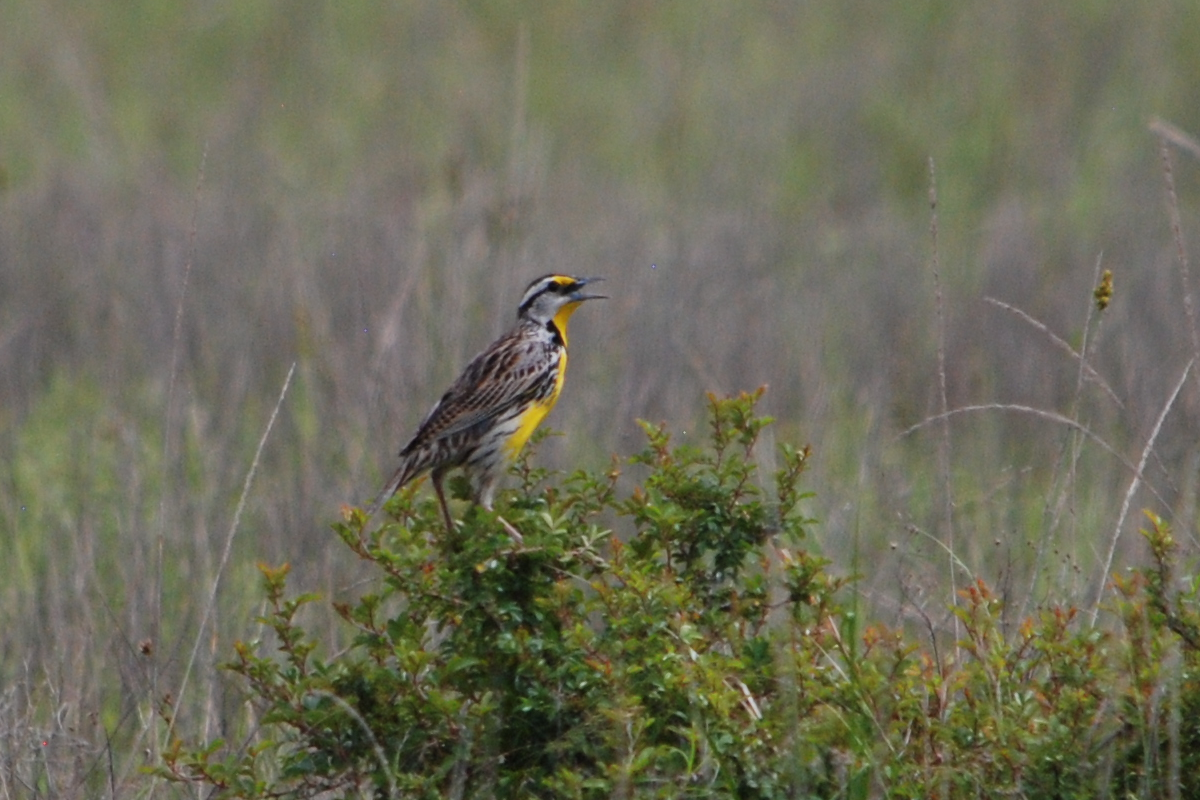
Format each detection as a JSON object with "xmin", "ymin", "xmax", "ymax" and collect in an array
[{"xmin": 369, "ymin": 274, "xmax": 606, "ymax": 535}]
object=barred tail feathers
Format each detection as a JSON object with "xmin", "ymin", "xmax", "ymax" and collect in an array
[{"xmin": 367, "ymin": 460, "xmax": 421, "ymax": 516}]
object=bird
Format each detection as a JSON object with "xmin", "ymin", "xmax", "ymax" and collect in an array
[{"xmin": 369, "ymin": 274, "xmax": 606, "ymax": 538}]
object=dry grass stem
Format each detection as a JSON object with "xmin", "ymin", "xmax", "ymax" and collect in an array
[
  {"xmin": 164, "ymin": 361, "xmax": 297, "ymax": 750},
  {"xmin": 1151, "ymin": 117, "xmax": 1200, "ymax": 162},
  {"xmin": 1158, "ymin": 138, "xmax": 1200, "ymax": 399},
  {"xmin": 927, "ymin": 158, "xmax": 959, "ymax": 636},
  {"xmin": 983, "ymin": 295, "xmax": 1122, "ymax": 408},
  {"xmin": 1089, "ymin": 358, "xmax": 1193, "ymax": 626},
  {"xmin": 905, "ymin": 523, "xmax": 975, "ymax": 582},
  {"xmin": 1019, "ymin": 254, "xmax": 1110, "ymax": 621},
  {"xmin": 150, "ymin": 141, "xmax": 208, "ymax": 769},
  {"xmin": 901, "ymin": 404, "xmax": 1168, "ymax": 511}
]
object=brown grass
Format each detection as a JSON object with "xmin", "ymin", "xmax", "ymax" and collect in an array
[{"xmin": 1, "ymin": 4, "xmax": 1200, "ymax": 793}]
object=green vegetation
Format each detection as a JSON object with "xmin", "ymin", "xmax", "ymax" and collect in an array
[
  {"xmin": 3, "ymin": 1, "xmax": 1200, "ymax": 797},
  {"xmin": 157, "ymin": 393, "xmax": 1200, "ymax": 798}
]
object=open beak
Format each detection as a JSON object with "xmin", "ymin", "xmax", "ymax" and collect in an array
[{"xmin": 569, "ymin": 276, "xmax": 607, "ymax": 302}]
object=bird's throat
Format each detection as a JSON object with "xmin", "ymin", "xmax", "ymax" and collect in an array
[{"xmin": 551, "ymin": 301, "xmax": 583, "ymax": 348}]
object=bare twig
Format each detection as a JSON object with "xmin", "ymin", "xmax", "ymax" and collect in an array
[
  {"xmin": 1089, "ymin": 359, "xmax": 1193, "ymax": 626},
  {"xmin": 308, "ymin": 690, "xmax": 399, "ymax": 800}
]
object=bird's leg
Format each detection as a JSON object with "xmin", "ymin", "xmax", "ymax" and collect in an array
[
  {"xmin": 478, "ymin": 476, "xmax": 523, "ymax": 545},
  {"xmin": 431, "ymin": 468, "xmax": 456, "ymax": 534}
]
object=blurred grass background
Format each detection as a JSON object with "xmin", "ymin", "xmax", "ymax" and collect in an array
[{"xmin": 2, "ymin": 0, "xmax": 1200, "ymax": 795}]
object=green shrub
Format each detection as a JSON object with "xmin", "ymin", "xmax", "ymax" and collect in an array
[
  {"xmin": 160, "ymin": 391, "xmax": 1200, "ymax": 799},
  {"xmin": 160, "ymin": 390, "xmax": 844, "ymax": 798}
]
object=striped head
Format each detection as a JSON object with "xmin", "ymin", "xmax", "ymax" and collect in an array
[{"xmin": 517, "ymin": 274, "xmax": 606, "ymax": 343}]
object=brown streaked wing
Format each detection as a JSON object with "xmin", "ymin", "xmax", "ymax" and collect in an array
[{"xmin": 398, "ymin": 329, "xmax": 553, "ymax": 456}]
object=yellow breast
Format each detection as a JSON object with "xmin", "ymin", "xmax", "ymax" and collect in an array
[{"xmin": 503, "ymin": 350, "xmax": 568, "ymax": 459}]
